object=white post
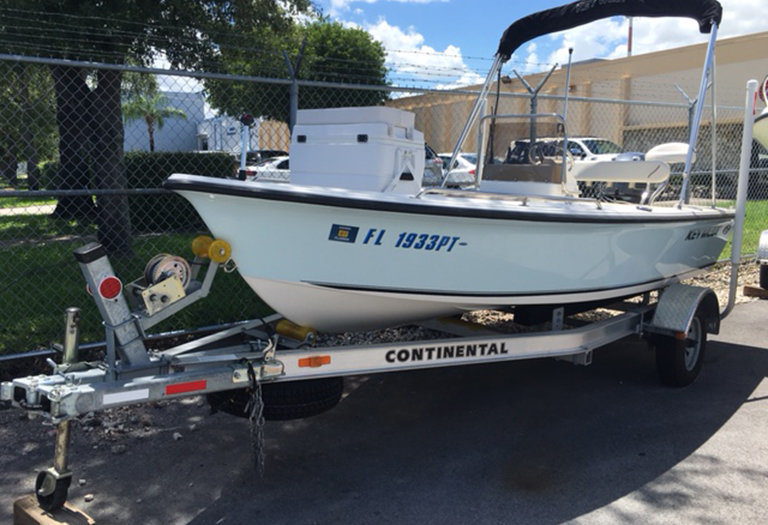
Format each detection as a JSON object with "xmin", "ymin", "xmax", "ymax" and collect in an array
[{"xmin": 722, "ymin": 79, "xmax": 757, "ymax": 319}]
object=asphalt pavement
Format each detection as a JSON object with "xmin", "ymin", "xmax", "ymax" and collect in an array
[{"xmin": 2, "ymin": 300, "xmax": 767, "ymax": 524}]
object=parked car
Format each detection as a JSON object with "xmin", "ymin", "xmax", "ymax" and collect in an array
[
  {"xmin": 506, "ymin": 136, "xmax": 624, "ymax": 164},
  {"xmin": 243, "ymin": 156, "xmax": 290, "ymax": 182},
  {"xmin": 423, "ymin": 144, "xmax": 445, "ymax": 186},
  {"xmin": 505, "ymin": 137, "xmax": 648, "ymax": 202},
  {"xmin": 438, "ymin": 152, "xmax": 477, "ymax": 187},
  {"xmin": 245, "ymin": 149, "xmax": 289, "ymax": 164}
]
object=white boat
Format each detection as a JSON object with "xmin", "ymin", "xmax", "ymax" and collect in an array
[
  {"xmin": 755, "ymin": 76, "xmax": 768, "ymax": 148},
  {"xmin": 166, "ymin": 0, "xmax": 732, "ymax": 332},
  {"xmin": 755, "ymin": 111, "xmax": 768, "ymax": 150}
]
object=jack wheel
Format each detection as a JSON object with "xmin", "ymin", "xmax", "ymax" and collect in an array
[
  {"xmin": 35, "ymin": 470, "xmax": 71, "ymax": 512},
  {"xmin": 208, "ymin": 239, "xmax": 231, "ymax": 263},
  {"xmin": 654, "ymin": 310, "xmax": 707, "ymax": 387}
]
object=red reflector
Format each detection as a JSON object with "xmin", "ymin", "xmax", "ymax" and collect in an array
[
  {"xmin": 298, "ymin": 355, "xmax": 331, "ymax": 368},
  {"xmin": 469, "ymin": 169, "xmax": 476, "ymax": 175},
  {"xmin": 166, "ymin": 380, "xmax": 207, "ymax": 395},
  {"xmin": 98, "ymin": 276, "xmax": 122, "ymax": 299}
]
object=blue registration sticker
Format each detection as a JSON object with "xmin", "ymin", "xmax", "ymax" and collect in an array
[{"xmin": 329, "ymin": 224, "xmax": 359, "ymax": 243}]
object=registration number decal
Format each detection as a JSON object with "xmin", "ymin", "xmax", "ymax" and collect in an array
[
  {"xmin": 393, "ymin": 232, "xmax": 461, "ymax": 251},
  {"xmin": 329, "ymin": 225, "xmax": 466, "ymax": 252}
]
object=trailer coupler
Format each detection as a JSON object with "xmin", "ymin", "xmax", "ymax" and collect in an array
[{"xmin": 1, "ymin": 349, "xmax": 284, "ymax": 422}]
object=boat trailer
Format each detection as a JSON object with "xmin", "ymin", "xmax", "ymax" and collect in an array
[{"xmin": 1, "ymin": 237, "xmax": 724, "ymax": 511}]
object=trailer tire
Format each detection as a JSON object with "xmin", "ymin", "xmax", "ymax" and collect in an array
[
  {"xmin": 760, "ymin": 264, "xmax": 768, "ymax": 289},
  {"xmin": 654, "ymin": 311, "xmax": 706, "ymax": 387},
  {"xmin": 208, "ymin": 377, "xmax": 344, "ymax": 421}
]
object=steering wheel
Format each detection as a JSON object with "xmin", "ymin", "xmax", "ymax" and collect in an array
[{"xmin": 528, "ymin": 142, "xmax": 546, "ymax": 165}]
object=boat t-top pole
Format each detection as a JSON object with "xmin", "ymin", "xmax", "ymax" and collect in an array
[
  {"xmin": 446, "ymin": 54, "xmax": 505, "ymax": 185},
  {"xmin": 678, "ymin": 20, "xmax": 718, "ymax": 207},
  {"xmin": 561, "ymin": 47, "xmax": 574, "ymax": 190}
]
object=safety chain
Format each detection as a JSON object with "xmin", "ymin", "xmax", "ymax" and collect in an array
[{"xmin": 245, "ymin": 361, "xmax": 266, "ymax": 477}]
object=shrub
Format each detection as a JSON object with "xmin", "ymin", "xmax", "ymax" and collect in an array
[
  {"xmin": 125, "ymin": 151, "xmax": 234, "ymax": 233},
  {"xmin": 38, "ymin": 152, "xmax": 235, "ymax": 232}
]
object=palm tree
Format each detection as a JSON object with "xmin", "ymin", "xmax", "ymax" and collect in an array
[{"xmin": 122, "ymin": 92, "xmax": 187, "ymax": 152}]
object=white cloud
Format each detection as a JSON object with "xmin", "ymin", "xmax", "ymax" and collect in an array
[
  {"xmin": 364, "ymin": 18, "xmax": 483, "ymax": 89},
  {"xmin": 334, "ymin": 0, "xmax": 768, "ymax": 89},
  {"xmin": 534, "ymin": 0, "xmax": 768, "ymax": 72}
]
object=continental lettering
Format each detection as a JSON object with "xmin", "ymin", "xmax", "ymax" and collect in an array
[{"xmin": 385, "ymin": 342, "xmax": 508, "ymax": 363}]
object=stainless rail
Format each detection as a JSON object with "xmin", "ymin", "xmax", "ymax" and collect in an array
[
  {"xmin": 416, "ymin": 186, "xmax": 604, "ymax": 209},
  {"xmin": 721, "ymin": 79, "xmax": 757, "ymax": 320}
]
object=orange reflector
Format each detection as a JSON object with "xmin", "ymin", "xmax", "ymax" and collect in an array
[
  {"xmin": 298, "ymin": 355, "xmax": 331, "ymax": 368},
  {"xmin": 166, "ymin": 380, "xmax": 207, "ymax": 395},
  {"xmin": 674, "ymin": 331, "xmax": 687, "ymax": 340}
]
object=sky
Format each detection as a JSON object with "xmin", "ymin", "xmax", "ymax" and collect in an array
[{"xmin": 314, "ymin": 0, "xmax": 768, "ymax": 89}]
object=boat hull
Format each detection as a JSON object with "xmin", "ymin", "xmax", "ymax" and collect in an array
[{"xmin": 167, "ymin": 175, "xmax": 734, "ymax": 332}]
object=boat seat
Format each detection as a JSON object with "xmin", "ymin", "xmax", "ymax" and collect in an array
[
  {"xmin": 571, "ymin": 160, "xmax": 670, "ymax": 184},
  {"xmin": 483, "ymin": 161, "xmax": 565, "ymax": 184},
  {"xmin": 479, "ymin": 160, "xmax": 579, "ymax": 196},
  {"xmin": 645, "ymin": 142, "xmax": 693, "ymax": 164}
]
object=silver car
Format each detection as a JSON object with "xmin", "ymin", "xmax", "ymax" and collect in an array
[{"xmin": 423, "ymin": 144, "xmax": 445, "ymax": 186}]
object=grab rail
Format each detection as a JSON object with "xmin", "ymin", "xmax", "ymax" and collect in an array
[{"xmin": 416, "ymin": 186, "xmax": 606, "ymax": 209}]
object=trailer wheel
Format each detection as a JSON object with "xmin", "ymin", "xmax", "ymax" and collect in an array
[
  {"xmin": 654, "ymin": 312, "xmax": 706, "ymax": 387},
  {"xmin": 208, "ymin": 377, "xmax": 344, "ymax": 421},
  {"xmin": 35, "ymin": 470, "xmax": 71, "ymax": 512}
]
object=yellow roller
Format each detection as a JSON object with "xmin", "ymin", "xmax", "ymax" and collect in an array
[
  {"xmin": 208, "ymin": 239, "xmax": 231, "ymax": 263},
  {"xmin": 191, "ymin": 235, "xmax": 213, "ymax": 258},
  {"xmin": 275, "ymin": 319, "xmax": 317, "ymax": 344}
]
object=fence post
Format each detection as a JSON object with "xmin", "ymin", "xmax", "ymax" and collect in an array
[{"xmin": 283, "ymin": 38, "xmax": 306, "ymax": 134}]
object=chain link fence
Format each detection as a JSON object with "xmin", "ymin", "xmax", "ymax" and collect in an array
[{"xmin": 1, "ymin": 55, "xmax": 766, "ymax": 354}]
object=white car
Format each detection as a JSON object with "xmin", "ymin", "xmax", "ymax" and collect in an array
[
  {"xmin": 438, "ymin": 152, "xmax": 477, "ymax": 187},
  {"xmin": 243, "ymin": 156, "xmax": 290, "ymax": 182},
  {"xmin": 507, "ymin": 137, "xmax": 623, "ymax": 163},
  {"xmin": 562, "ymin": 137, "xmax": 624, "ymax": 161}
]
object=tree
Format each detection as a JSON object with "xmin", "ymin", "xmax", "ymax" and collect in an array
[
  {"xmin": 123, "ymin": 91, "xmax": 187, "ymax": 152},
  {"xmin": 298, "ymin": 22, "xmax": 389, "ymax": 111},
  {"xmin": 0, "ymin": 0, "xmax": 311, "ymax": 256},
  {"xmin": 205, "ymin": 20, "xmax": 389, "ymax": 124},
  {"xmin": 0, "ymin": 62, "xmax": 57, "ymax": 189}
]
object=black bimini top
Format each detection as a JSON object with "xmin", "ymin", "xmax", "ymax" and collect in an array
[{"xmin": 497, "ymin": 0, "xmax": 722, "ymax": 61}]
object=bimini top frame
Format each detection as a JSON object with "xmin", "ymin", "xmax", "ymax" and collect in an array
[{"xmin": 448, "ymin": 0, "xmax": 723, "ymax": 198}]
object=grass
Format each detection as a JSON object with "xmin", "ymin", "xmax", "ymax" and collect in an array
[
  {"xmin": 0, "ymin": 213, "xmax": 93, "ymax": 239},
  {"xmin": 717, "ymin": 199, "xmax": 768, "ymax": 259},
  {"xmin": 0, "ymin": 196, "xmax": 57, "ymax": 209},
  {"xmin": 0, "ymin": 214, "xmax": 270, "ymax": 355}
]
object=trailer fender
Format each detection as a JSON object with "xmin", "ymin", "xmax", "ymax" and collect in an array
[{"xmin": 650, "ymin": 283, "xmax": 720, "ymax": 337}]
